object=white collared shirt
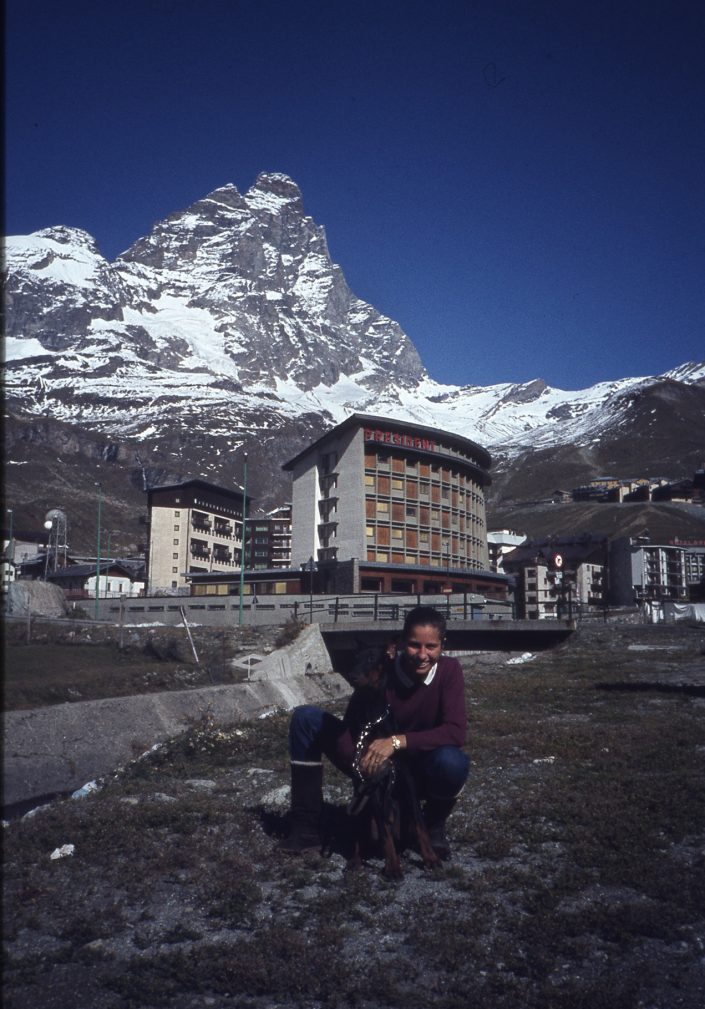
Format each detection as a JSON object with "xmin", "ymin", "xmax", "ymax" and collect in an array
[{"xmin": 395, "ymin": 653, "xmax": 438, "ymax": 688}]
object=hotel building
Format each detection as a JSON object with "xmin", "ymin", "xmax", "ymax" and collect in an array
[{"xmin": 283, "ymin": 414, "xmax": 507, "ymax": 598}]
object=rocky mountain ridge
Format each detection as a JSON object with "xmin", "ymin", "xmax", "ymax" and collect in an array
[{"xmin": 4, "ymin": 172, "xmax": 704, "ymax": 549}]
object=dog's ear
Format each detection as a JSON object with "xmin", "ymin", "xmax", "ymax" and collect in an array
[{"xmin": 349, "ymin": 646, "xmax": 388, "ymax": 685}]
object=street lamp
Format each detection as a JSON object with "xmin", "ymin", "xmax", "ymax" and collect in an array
[
  {"xmin": 238, "ymin": 454, "xmax": 248, "ymax": 627},
  {"xmin": 101, "ymin": 529, "xmax": 112, "ymax": 598},
  {"xmin": 43, "ymin": 518, "xmax": 53, "ymax": 580},
  {"xmin": 95, "ymin": 482, "xmax": 102, "ymax": 620},
  {"xmin": 308, "ymin": 555, "xmax": 314, "ymax": 623}
]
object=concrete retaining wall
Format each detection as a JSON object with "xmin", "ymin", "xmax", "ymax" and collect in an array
[{"xmin": 3, "ymin": 625, "xmax": 350, "ymax": 809}]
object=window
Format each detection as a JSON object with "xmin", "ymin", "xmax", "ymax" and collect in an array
[
  {"xmin": 171, "ymin": 580, "xmax": 178, "ymax": 588},
  {"xmin": 377, "ymin": 501, "xmax": 389, "ymax": 513},
  {"xmin": 365, "ymin": 474, "xmax": 375, "ymax": 486},
  {"xmin": 173, "ymin": 552, "xmax": 179, "ymax": 559},
  {"xmin": 406, "ymin": 505, "xmax": 417, "ymax": 518},
  {"xmin": 174, "ymin": 510, "xmax": 180, "ymax": 517},
  {"xmin": 174, "ymin": 524, "xmax": 180, "ymax": 531},
  {"xmin": 172, "ymin": 566, "xmax": 178, "ymax": 573},
  {"xmin": 173, "ymin": 538, "xmax": 179, "ymax": 546}
]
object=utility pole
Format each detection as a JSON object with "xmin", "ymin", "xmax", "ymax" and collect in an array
[
  {"xmin": 308, "ymin": 555, "xmax": 314, "ymax": 623},
  {"xmin": 103, "ymin": 529, "xmax": 112, "ymax": 598},
  {"xmin": 95, "ymin": 482, "xmax": 102, "ymax": 620},
  {"xmin": 238, "ymin": 454, "xmax": 248, "ymax": 627}
]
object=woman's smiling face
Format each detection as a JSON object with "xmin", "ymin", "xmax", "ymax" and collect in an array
[{"xmin": 402, "ymin": 623, "xmax": 443, "ymax": 678}]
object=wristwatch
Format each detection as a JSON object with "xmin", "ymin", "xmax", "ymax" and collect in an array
[{"xmin": 391, "ymin": 735, "xmax": 402, "ymax": 751}]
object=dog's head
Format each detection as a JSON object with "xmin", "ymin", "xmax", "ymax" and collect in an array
[{"xmin": 348, "ymin": 644, "xmax": 396, "ymax": 693}]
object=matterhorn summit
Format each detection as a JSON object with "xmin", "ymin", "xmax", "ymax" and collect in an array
[{"xmin": 4, "ymin": 172, "xmax": 425, "ymax": 441}]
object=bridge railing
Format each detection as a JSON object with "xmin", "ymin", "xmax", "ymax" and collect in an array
[
  {"xmin": 291, "ymin": 593, "xmax": 515, "ymax": 624},
  {"xmin": 95, "ymin": 592, "xmax": 515, "ymax": 627}
]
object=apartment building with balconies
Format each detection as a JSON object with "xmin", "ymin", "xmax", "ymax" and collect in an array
[
  {"xmin": 244, "ymin": 505, "xmax": 292, "ymax": 570},
  {"xmin": 609, "ymin": 537, "xmax": 705, "ymax": 605},
  {"xmin": 146, "ymin": 479, "xmax": 249, "ymax": 593}
]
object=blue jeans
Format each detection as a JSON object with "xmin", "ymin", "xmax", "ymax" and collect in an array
[{"xmin": 289, "ymin": 704, "xmax": 469, "ymax": 800}]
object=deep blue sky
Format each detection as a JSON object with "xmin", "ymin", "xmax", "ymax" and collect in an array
[{"xmin": 5, "ymin": 0, "xmax": 704, "ymax": 390}]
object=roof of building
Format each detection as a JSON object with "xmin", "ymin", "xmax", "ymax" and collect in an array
[
  {"xmin": 147, "ymin": 478, "xmax": 251, "ymax": 502},
  {"xmin": 502, "ymin": 535, "xmax": 607, "ymax": 569},
  {"xmin": 281, "ymin": 412, "xmax": 492, "ymax": 472},
  {"xmin": 48, "ymin": 561, "xmax": 142, "ymax": 580}
]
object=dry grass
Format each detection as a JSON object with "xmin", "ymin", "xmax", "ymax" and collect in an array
[{"xmin": 3, "ymin": 625, "xmax": 705, "ymax": 1008}]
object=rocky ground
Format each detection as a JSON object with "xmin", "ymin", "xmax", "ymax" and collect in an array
[{"xmin": 3, "ymin": 622, "xmax": 705, "ymax": 1009}]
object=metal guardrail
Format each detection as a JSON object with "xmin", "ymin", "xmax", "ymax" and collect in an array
[{"xmin": 91, "ymin": 591, "xmax": 514, "ymax": 625}]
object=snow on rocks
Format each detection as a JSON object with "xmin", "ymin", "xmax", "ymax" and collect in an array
[{"xmin": 49, "ymin": 844, "xmax": 75, "ymax": 860}]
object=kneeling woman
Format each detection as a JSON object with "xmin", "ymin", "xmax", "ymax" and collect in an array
[{"xmin": 280, "ymin": 605, "xmax": 469, "ymax": 860}]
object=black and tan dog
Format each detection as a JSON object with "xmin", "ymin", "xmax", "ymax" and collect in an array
[{"xmin": 345, "ymin": 646, "xmax": 440, "ymax": 879}]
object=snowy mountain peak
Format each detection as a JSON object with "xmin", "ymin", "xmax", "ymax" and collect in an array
[
  {"xmin": 3, "ymin": 174, "xmax": 703, "ymax": 494},
  {"xmin": 249, "ymin": 172, "xmax": 304, "ymax": 206}
]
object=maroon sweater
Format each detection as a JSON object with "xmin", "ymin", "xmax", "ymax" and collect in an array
[{"xmin": 335, "ymin": 654, "xmax": 467, "ymax": 767}]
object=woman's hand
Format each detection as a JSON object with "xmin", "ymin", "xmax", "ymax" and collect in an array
[{"xmin": 359, "ymin": 735, "xmax": 405, "ymax": 775}]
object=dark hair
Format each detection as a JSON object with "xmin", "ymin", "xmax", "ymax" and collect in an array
[{"xmin": 402, "ymin": 605, "xmax": 446, "ymax": 641}]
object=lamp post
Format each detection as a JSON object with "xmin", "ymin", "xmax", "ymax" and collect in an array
[
  {"xmin": 238, "ymin": 454, "xmax": 248, "ymax": 627},
  {"xmin": 7, "ymin": 508, "xmax": 13, "ymax": 552},
  {"xmin": 308, "ymin": 555, "xmax": 314, "ymax": 623},
  {"xmin": 102, "ymin": 529, "xmax": 112, "ymax": 598},
  {"xmin": 43, "ymin": 518, "xmax": 54, "ymax": 580},
  {"xmin": 95, "ymin": 482, "xmax": 102, "ymax": 620}
]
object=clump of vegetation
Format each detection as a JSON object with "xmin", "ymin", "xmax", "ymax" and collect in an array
[{"xmin": 274, "ymin": 614, "xmax": 305, "ymax": 648}]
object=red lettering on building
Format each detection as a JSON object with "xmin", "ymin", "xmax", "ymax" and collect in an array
[{"xmin": 363, "ymin": 427, "xmax": 439, "ymax": 454}]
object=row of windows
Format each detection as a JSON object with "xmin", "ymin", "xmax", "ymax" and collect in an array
[
  {"xmin": 365, "ymin": 550, "xmax": 483, "ymax": 568},
  {"xmin": 364, "ymin": 478, "xmax": 483, "ymax": 507},
  {"xmin": 364, "ymin": 452, "xmax": 485, "ymax": 483},
  {"xmin": 365, "ymin": 503, "xmax": 484, "ymax": 527}
]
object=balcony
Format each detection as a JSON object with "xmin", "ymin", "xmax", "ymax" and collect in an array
[{"xmin": 190, "ymin": 538, "xmax": 210, "ymax": 561}]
